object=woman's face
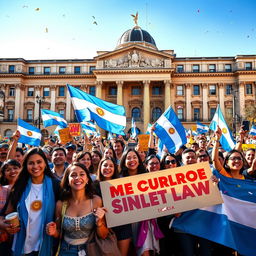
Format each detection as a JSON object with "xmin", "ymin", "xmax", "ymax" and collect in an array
[
  {"xmin": 125, "ymin": 151, "xmax": 139, "ymax": 171},
  {"xmin": 227, "ymin": 152, "xmax": 243, "ymax": 172},
  {"xmin": 164, "ymin": 156, "xmax": 177, "ymax": 169},
  {"xmin": 4, "ymin": 164, "xmax": 21, "ymax": 185},
  {"xmin": 92, "ymin": 152, "xmax": 101, "ymax": 165},
  {"xmin": 78, "ymin": 154, "xmax": 91, "ymax": 170},
  {"xmin": 147, "ymin": 157, "xmax": 160, "ymax": 172},
  {"xmin": 15, "ymin": 152, "xmax": 23, "ymax": 164},
  {"xmin": 27, "ymin": 154, "xmax": 46, "ymax": 183},
  {"xmin": 100, "ymin": 159, "xmax": 115, "ymax": 180},
  {"xmin": 137, "ymin": 151, "xmax": 146, "ymax": 162},
  {"xmin": 68, "ymin": 166, "xmax": 88, "ymax": 191},
  {"xmin": 197, "ymin": 151, "xmax": 210, "ymax": 163},
  {"xmin": 104, "ymin": 149, "xmax": 114, "ymax": 158},
  {"xmin": 245, "ymin": 150, "xmax": 255, "ymax": 166}
]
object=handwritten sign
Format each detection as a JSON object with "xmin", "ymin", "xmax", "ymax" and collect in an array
[
  {"xmin": 100, "ymin": 162, "xmax": 223, "ymax": 227},
  {"xmin": 138, "ymin": 134, "xmax": 150, "ymax": 151},
  {"xmin": 59, "ymin": 128, "xmax": 72, "ymax": 144},
  {"xmin": 69, "ymin": 123, "xmax": 81, "ymax": 136}
]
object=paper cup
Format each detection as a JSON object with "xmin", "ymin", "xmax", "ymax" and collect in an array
[{"xmin": 5, "ymin": 212, "xmax": 20, "ymax": 227}]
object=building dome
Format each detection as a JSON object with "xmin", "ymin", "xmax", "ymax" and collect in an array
[{"xmin": 116, "ymin": 26, "xmax": 157, "ymax": 50}]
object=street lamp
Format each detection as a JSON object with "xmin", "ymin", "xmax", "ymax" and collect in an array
[{"xmin": 36, "ymin": 95, "xmax": 45, "ymax": 130}]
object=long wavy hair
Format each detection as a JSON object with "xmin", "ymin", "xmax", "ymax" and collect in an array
[
  {"xmin": 119, "ymin": 148, "xmax": 146, "ymax": 177},
  {"xmin": 60, "ymin": 162, "xmax": 94, "ymax": 201},
  {"xmin": 97, "ymin": 157, "xmax": 120, "ymax": 181},
  {"xmin": 9, "ymin": 147, "xmax": 54, "ymax": 209}
]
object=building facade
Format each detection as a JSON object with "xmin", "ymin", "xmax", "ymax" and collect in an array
[{"xmin": 0, "ymin": 25, "xmax": 256, "ymax": 137}]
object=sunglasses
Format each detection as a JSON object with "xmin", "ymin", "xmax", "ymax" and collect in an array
[
  {"xmin": 229, "ymin": 156, "xmax": 243, "ymax": 161},
  {"xmin": 198, "ymin": 154, "xmax": 208, "ymax": 158},
  {"xmin": 165, "ymin": 159, "xmax": 176, "ymax": 165}
]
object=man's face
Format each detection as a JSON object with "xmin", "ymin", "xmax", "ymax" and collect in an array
[
  {"xmin": 0, "ymin": 147, "xmax": 8, "ymax": 161},
  {"xmin": 198, "ymin": 139, "xmax": 206, "ymax": 149},
  {"xmin": 66, "ymin": 148, "xmax": 75, "ymax": 159},
  {"xmin": 52, "ymin": 150, "xmax": 66, "ymax": 166},
  {"xmin": 182, "ymin": 152, "xmax": 197, "ymax": 165},
  {"xmin": 113, "ymin": 142, "xmax": 123, "ymax": 155}
]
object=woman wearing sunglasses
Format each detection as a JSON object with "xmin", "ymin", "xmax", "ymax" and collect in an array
[{"xmin": 160, "ymin": 153, "xmax": 180, "ymax": 170}]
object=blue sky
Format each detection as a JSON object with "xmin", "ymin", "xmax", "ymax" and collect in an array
[{"xmin": 0, "ymin": 0, "xmax": 255, "ymax": 59}]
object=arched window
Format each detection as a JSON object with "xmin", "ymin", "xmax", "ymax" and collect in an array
[
  {"xmin": 4, "ymin": 129, "xmax": 13, "ymax": 138},
  {"xmin": 132, "ymin": 107, "xmax": 141, "ymax": 121},
  {"xmin": 152, "ymin": 107, "xmax": 162, "ymax": 122}
]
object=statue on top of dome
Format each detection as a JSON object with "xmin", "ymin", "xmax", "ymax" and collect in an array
[{"xmin": 131, "ymin": 12, "xmax": 139, "ymax": 27}]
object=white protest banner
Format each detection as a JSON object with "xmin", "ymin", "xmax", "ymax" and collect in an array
[{"xmin": 100, "ymin": 162, "xmax": 223, "ymax": 227}]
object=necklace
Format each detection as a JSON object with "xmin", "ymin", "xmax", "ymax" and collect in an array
[{"xmin": 30, "ymin": 184, "xmax": 43, "ymax": 211}]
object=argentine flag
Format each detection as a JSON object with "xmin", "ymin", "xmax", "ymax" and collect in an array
[
  {"xmin": 209, "ymin": 105, "xmax": 235, "ymax": 152},
  {"xmin": 154, "ymin": 106, "xmax": 187, "ymax": 153},
  {"xmin": 249, "ymin": 125, "xmax": 256, "ymax": 136},
  {"xmin": 81, "ymin": 120, "xmax": 97, "ymax": 135},
  {"xmin": 172, "ymin": 171, "xmax": 256, "ymax": 256},
  {"xmin": 67, "ymin": 84, "xmax": 126, "ymax": 135},
  {"xmin": 17, "ymin": 118, "xmax": 41, "ymax": 146},
  {"xmin": 41, "ymin": 109, "xmax": 67, "ymax": 128},
  {"xmin": 196, "ymin": 122, "xmax": 209, "ymax": 134}
]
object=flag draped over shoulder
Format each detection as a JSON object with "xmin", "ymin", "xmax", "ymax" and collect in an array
[
  {"xmin": 154, "ymin": 106, "xmax": 187, "ymax": 153},
  {"xmin": 209, "ymin": 105, "xmax": 235, "ymax": 152},
  {"xmin": 172, "ymin": 170, "xmax": 256, "ymax": 256},
  {"xmin": 17, "ymin": 118, "xmax": 41, "ymax": 146},
  {"xmin": 41, "ymin": 109, "xmax": 67, "ymax": 128},
  {"xmin": 196, "ymin": 122, "xmax": 209, "ymax": 134},
  {"xmin": 249, "ymin": 125, "xmax": 256, "ymax": 136},
  {"xmin": 67, "ymin": 84, "xmax": 126, "ymax": 135}
]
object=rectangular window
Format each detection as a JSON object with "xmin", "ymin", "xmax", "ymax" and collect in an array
[
  {"xmin": 177, "ymin": 65, "xmax": 184, "ymax": 73},
  {"xmin": 177, "ymin": 108, "xmax": 184, "ymax": 120},
  {"xmin": 209, "ymin": 64, "xmax": 216, "ymax": 72},
  {"xmin": 109, "ymin": 86, "xmax": 117, "ymax": 96},
  {"xmin": 210, "ymin": 108, "xmax": 216, "ymax": 120},
  {"xmin": 225, "ymin": 64, "xmax": 232, "ymax": 72},
  {"xmin": 177, "ymin": 85, "xmax": 184, "ymax": 96},
  {"xmin": 59, "ymin": 109, "xmax": 65, "ymax": 118},
  {"xmin": 193, "ymin": 108, "xmax": 200, "ymax": 121},
  {"xmin": 245, "ymin": 62, "xmax": 252, "ymax": 70},
  {"xmin": 226, "ymin": 108, "xmax": 233, "ymax": 118},
  {"xmin": 246, "ymin": 84, "xmax": 253, "ymax": 94},
  {"xmin": 193, "ymin": 85, "xmax": 200, "ymax": 95},
  {"xmin": 27, "ymin": 87, "xmax": 34, "ymax": 97},
  {"xmin": 9, "ymin": 65, "xmax": 15, "ymax": 73},
  {"xmin": 27, "ymin": 109, "xmax": 33, "ymax": 121},
  {"xmin": 74, "ymin": 66, "xmax": 81, "ymax": 74},
  {"xmin": 43, "ymin": 87, "xmax": 50, "ymax": 97},
  {"xmin": 89, "ymin": 86, "xmax": 96, "ymax": 96},
  {"xmin": 192, "ymin": 64, "xmax": 200, "ymax": 73},
  {"xmin": 209, "ymin": 85, "xmax": 216, "ymax": 95},
  {"xmin": 8, "ymin": 109, "xmax": 14, "ymax": 121},
  {"xmin": 225, "ymin": 84, "xmax": 232, "ymax": 95},
  {"xmin": 131, "ymin": 86, "xmax": 141, "ymax": 95},
  {"xmin": 29, "ymin": 67, "xmax": 35, "ymax": 74},
  {"xmin": 44, "ymin": 67, "xmax": 51, "ymax": 74},
  {"xmin": 89, "ymin": 66, "xmax": 96, "ymax": 73},
  {"xmin": 58, "ymin": 86, "xmax": 65, "ymax": 96},
  {"xmin": 152, "ymin": 86, "xmax": 162, "ymax": 95},
  {"xmin": 59, "ymin": 67, "xmax": 66, "ymax": 74},
  {"xmin": 9, "ymin": 87, "xmax": 15, "ymax": 97}
]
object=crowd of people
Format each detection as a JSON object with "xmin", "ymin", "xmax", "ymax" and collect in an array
[{"xmin": 0, "ymin": 125, "xmax": 255, "ymax": 256}]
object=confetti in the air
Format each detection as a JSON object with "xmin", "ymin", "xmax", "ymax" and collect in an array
[{"xmin": 35, "ymin": 8, "xmax": 40, "ymax": 11}]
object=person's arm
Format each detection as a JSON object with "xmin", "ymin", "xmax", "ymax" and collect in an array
[
  {"xmin": 246, "ymin": 158, "xmax": 256, "ymax": 176},
  {"xmin": 7, "ymin": 130, "xmax": 20, "ymax": 160},
  {"xmin": 93, "ymin": 195, "xmax": 109, "ymax": 239},
  {"xmin": 212, "ymin": 126, "xmax": 223, "ymax": 172},
  {"xmin": 235, "ymin": 126, "xmax": 246, "ymax": 152}
]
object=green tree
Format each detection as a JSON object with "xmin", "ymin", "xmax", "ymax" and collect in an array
[{"xmin": 244, "ymin": 105, "xmax": 256, "ymax": 124}]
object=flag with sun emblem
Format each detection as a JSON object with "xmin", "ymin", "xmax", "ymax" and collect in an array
[
  {"xmin": 17, "ymin": 118, "xmax": 42, "ymax": 146},
  {"xmin": 209, "ymin": 105, "xmax": 235, "ymax": 152},
  {"xmin": 154, "ymin": 106, "xmax": 187, "ymax": 153},
  {"xmin": 41, "ymin": 109, "xmax": 68, "ymax": 128},
  {"xmin": 67, "ymin": 84, "xmax": 126, "ymax": 135}
]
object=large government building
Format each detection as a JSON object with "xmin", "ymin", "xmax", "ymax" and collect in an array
[{"xmin": 0, "ymin": 24, "xmax": 256, "ymax": 137}]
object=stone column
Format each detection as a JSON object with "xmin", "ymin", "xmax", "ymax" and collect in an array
[
  {"xmin": 14, "ymin": 84, "xmax": 21, "ymax": 120},
  {"xmin": 202, "ymin": 83, "xmax": 208, "ymax": 121},
  {"xmin": 116, "ymin": 81, "xmax": 123, "ymax": 106},
  {"xmin": 143, "ymin": 80, "xmax": 150, "ymax": 132},
  {"xmin": 50, "ymin": 85, "xmax": 56, "ymax": 111},
  {"xmin": 96, "ymin": 81, "xmax": 102, "ymax": 99},
  {"xmin": 34, "ymin": 85, "xmax": 41, "ymax": 120},
  {"xmin": 185, "ymin": 83, "xmax": 192, "ymax": 121},
  {"xmin": 239, "ymin": 82, "xmax": 245, "ymax": 117},
  {"xmin": 164, "ymin": 80, "xmax": 171, "ymax": 110},
  {"xmin": 218, "ymin": 83, "xmax": 225, "ymax": 114}
]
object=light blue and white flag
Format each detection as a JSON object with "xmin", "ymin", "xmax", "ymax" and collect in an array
[
  {"xmin": 81, "ymin": 120, "xmax": 97, "ymax": 135},
  {"xmin": 172, "ymin": 170, "xmax": 256, "ymax": 256},
  {"xmin": 146, "ymin": 123, "xmax": 152, "ymax": 134},
  {"xmin": 249, "ymin": 125, "xmax": 256, "ymax": 136},
  {"xmin": 209, "ymin": 105, "xmax": 235, "ymax": 152},
  {"xmin": 154, "ymin": 106, "xmax": 187, "ymax": 153},
  {"xmin": 196, "ymin": 122, "xmax": 209, "ymax": 134},
  {"xmin": 17, "ymin": 118, "xmax": 41, "ymax": 146},
  {"xmin": 41, "ymin": 109, "xmax": 68, "ymax": 128},
  {"xmin": 131, "ymin": 118, "xmax": 139, "ymax": 138},
  {"xmin": 67, "ymin": 84, "xmax": 126, "ymax": 135},
  {"xmin": 156, "ymin": 139, "xmax": 164, "ymax": 159},
  {"xmin": 53, "ymin": 125, "xmax": 63, "ymax": 137}
]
